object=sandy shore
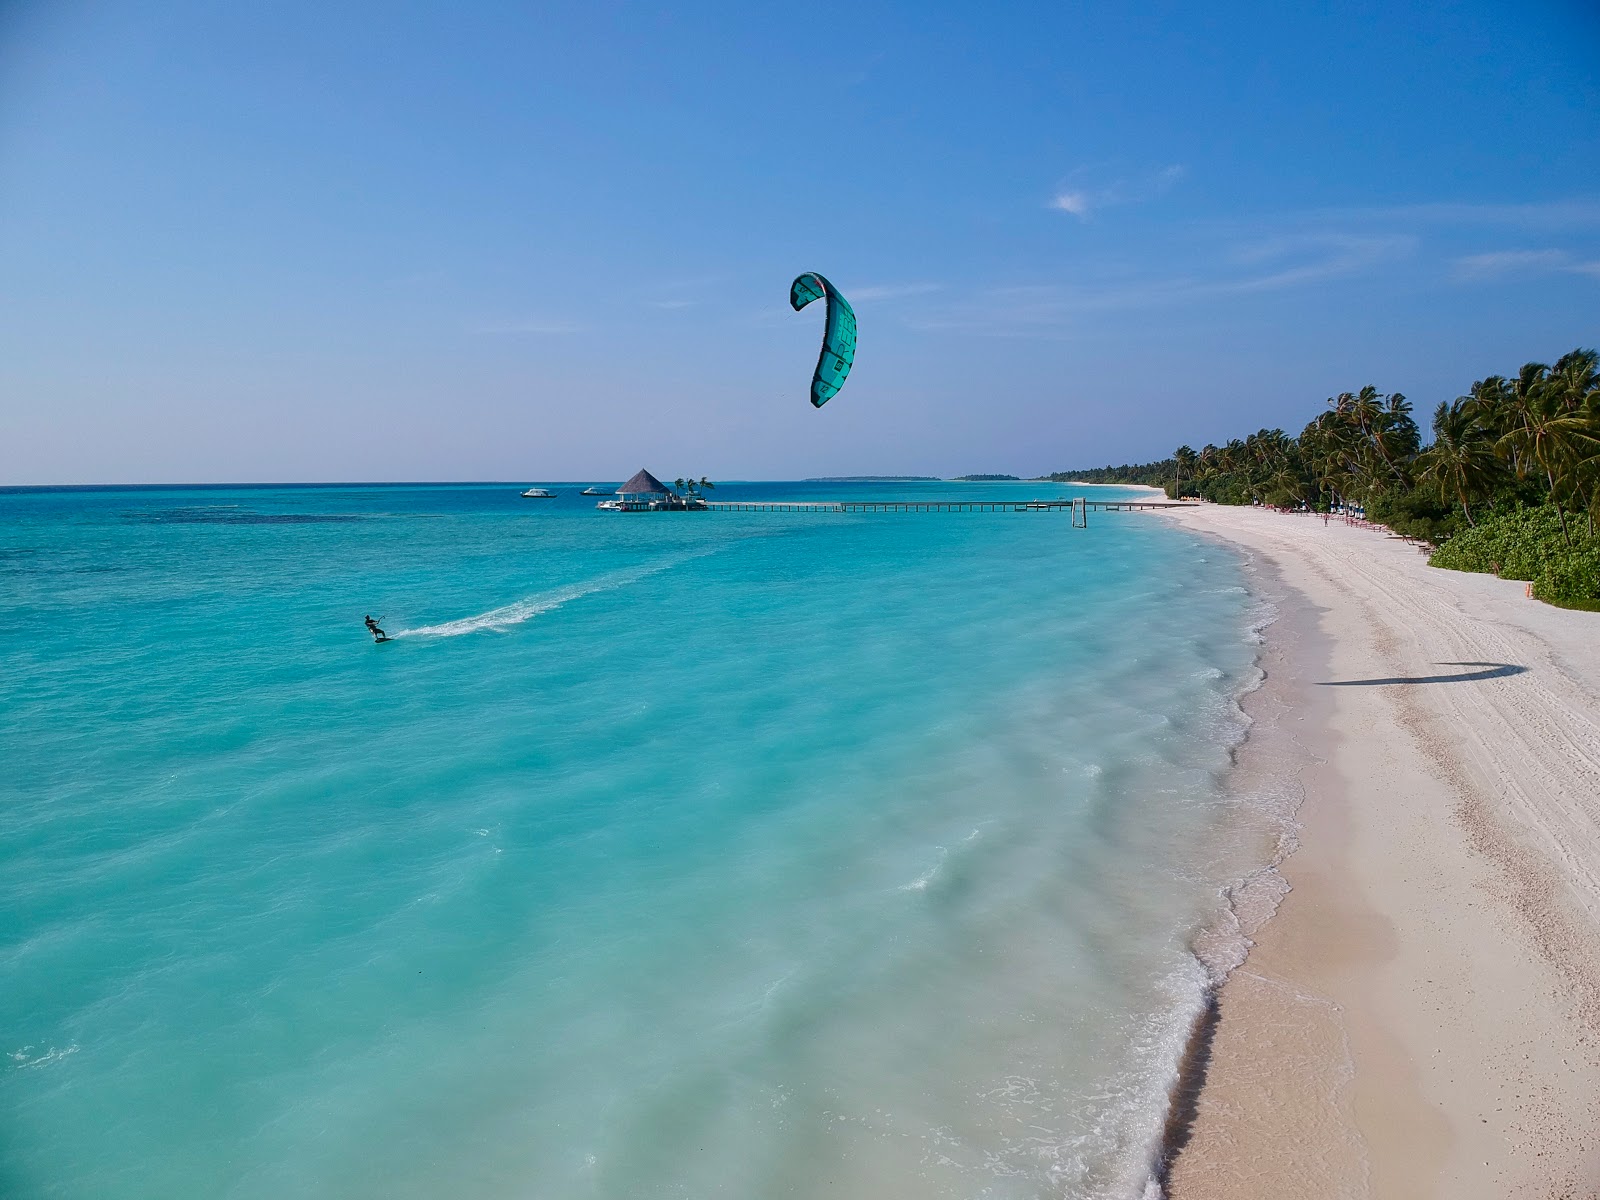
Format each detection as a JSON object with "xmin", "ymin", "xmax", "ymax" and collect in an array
[{"xmin": 1155, "ymin": 503, "xmax": 1600, "ymax": 1198}]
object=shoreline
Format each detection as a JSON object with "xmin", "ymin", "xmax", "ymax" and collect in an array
[
  {"xmin": 1156, "ymin": 504, "xmax": 1600, "ymax": 1197},
  {"xmin": 1059, "ymin": 482, "xmax": 1172, "ymax": 493},
  {"xmin": 1148, "ymin": 532, "xmax": 1328, "ymax": 1192}
]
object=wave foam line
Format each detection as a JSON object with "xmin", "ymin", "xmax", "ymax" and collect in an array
[{"xmin": 394, "ymin": 550, "xmax": 716, "ymax": 639}]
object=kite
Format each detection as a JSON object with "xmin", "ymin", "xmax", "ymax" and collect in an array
[{"xmin": 789, "ymin": 272, "xmax": 857, "ymax": 407}]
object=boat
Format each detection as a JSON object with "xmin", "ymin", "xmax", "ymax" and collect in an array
[
  {"xmin": 520, "ymin": 487, "xmax": 557, "ymax": 498},
  {"xmin": 581, "ymin": 487, "xmax": 612, "ymax": 495}
]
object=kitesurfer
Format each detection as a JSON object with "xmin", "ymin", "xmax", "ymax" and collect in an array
[{"xmin": 364, "ymin": 615, "xmax": 389, "ymax": 642}]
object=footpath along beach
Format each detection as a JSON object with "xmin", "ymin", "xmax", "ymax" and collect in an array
[{"xmin": 1150, "ymin": 499, "xmax": 1600, "ymax": 1198}]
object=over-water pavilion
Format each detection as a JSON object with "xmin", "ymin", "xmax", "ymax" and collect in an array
[{"xmin": 598, "ymin": 469, "xmax": 701, "ymax": 511}]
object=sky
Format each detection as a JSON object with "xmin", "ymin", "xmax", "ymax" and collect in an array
[{"xmin": 1, "ymin": 0, "xmax": 1597, "ymax": 484}]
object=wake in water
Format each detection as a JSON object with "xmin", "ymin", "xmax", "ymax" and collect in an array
[{"xmin": 393, "ymin": 549, "xmax": 718, "ymax": 639}]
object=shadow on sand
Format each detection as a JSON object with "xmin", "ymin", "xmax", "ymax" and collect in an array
[{"xmin": 1318, "ymin": 662, "xmax": 1528, "ymax": 687}]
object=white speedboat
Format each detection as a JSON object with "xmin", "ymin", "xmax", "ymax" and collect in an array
[
  {"xmin": 520, "ymin": 487, "xmax": 557, "ymax": 498},
  {"xmin": 581, "ymin": 487, "xmax": 612, "ymax": 495}
]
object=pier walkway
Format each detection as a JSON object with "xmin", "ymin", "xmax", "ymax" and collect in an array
[{"xmin": 700, "ymin": 499, "xmax": 1189, "ymax": 514}]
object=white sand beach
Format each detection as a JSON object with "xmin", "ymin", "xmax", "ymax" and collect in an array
[{"xmin": 1156, "ymin": 502, "xmax": 1600, "ymax": 1197}]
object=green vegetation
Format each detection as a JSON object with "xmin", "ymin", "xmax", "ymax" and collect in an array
[
  {"xmin": 1046, "ymin": 462, "xmax": 1174, "ymax": 487},
  {"xmin": 953, "ymin": 474, "xmax": 1020, "ymax": 481},
  {"xmin": 1051, "ymin": 347, "xmax": 1600, "ymax": 609},
  {"xmin": 1430, "ymin": 507, "xmax": 1600, "ymax": 610}
]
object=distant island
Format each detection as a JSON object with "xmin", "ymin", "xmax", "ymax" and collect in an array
[
  {"xmin": 951, "ymin": 474, "xmax": 1019, "ymax": 482},
  {"xmin": 804, "ymin": 475, "xmax": 940, "ymax": 482}
]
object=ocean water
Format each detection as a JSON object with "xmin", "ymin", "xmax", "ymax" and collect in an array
[{"xmin": 1, "ymin": 480, "xmax": 1276, "ymax": 1200}]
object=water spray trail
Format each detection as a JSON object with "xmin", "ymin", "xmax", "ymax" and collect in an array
[{"xmin": 392, "ymin": 549, "xmax": 718, "ymax": 639}]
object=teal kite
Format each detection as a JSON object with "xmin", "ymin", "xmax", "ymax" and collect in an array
[{"xmin": 789, "ymin": 272, "xmax": 857, "ymax": 407}]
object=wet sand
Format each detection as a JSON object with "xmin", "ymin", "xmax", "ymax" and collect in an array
[{"xmin": 1157, "ymin": 503, "xmax": 1600, "ymax": 1198}]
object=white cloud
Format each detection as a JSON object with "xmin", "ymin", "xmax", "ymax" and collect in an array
[
  {"xmin": 1451, "ymin": 248, "xmax": 1600, "ymax": 281},
  {"xmin": 1050, "ymin": 191, "xmax": 1092, "ymax": 217},
  {"xmin": 914, "ymin": 192, "xmax": 1600, "ymax": 336},
  {"xmin": 1049, "ymin": 164, "xmax": 1185, "ymax": 219},
  {"xmin": 1222, "ymin": 234, "xmax": 1415, "ymax": 292},
  {"xmin": 1325, "ymin": 199, "xmax": 1600, "ymax": 231},
  {"xmin": 905, "ymin": 233, "xmax": 1414, "ymax": 336}
]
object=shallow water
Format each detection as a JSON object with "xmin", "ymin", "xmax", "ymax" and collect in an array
[{"xmin": 1, "ymin": 480, "xmax": 1272, "ymax": 1199}]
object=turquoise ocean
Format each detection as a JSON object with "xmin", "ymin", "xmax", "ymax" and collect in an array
[{"xmin": 2, "ymin": 480, "xmax": 1279, "ymax": 1199}]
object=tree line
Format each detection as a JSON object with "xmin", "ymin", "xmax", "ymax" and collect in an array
[{"xmin": 1052, "ymin": 347, "xmax": 1600, "ymax": 545}]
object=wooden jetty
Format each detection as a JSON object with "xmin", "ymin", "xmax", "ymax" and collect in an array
[{"xmin": 701, "ymin": 499, "xmax": 1187, "ymax": 515}]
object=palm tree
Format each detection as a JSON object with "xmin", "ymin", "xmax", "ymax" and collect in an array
[
  {"xmin": 1265, "ymin": 468, "xmax": 1307, "ymax": 509},
  {"xmin": 1374, "ymin": 392, "xmax": 1419, "ymax": 474},
  {"xmin": 1300, "ymin": 414, "xmax": 1350, "ymax": 509},
  {"xmin": 1544, "ymin": 350, "xmax": 1600, "ymax": 532},
  {"xmin": 1316, "ymin": 397, "xmax": 1382, "ymax": 502},
  {"xmin": 1463, "ymin": 376, "xmax": 1512, "ymax": 447},
  {"xmin": 1497, "ymin": 362, "xmax": 1550, "ymax": 480},
  {"xmin": 1547, "ymin": 349, "xmax": 1598, "ymax": 415},
  {"xmin": 672, "ymin": 476, "xmax": 716, "ymax": 505},
  {"xmin": 1339, "ymin": 387, "xmax": 1412, "ymax": 486},
  {"xmin": 1497, "ymin": 380, "xmax": 1598, "ymax": 543},
  {"xmin": 1417, "ymin": 398, "xmax": 1500, "ymax": 527},
  {"xmin": 1349, "ymin": 385, "xmax": 1383, "ymax": 439},
  {"xmin": 1173, "ymin": 445, "xmax": 1196, "ymax": 497}
]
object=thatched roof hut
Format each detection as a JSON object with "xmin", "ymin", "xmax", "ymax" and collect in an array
[{"xmin": 618, "ymin": 469, "xmax": 671, "ymax": 497}]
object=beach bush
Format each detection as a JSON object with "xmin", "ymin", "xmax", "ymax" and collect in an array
[
  {"xmin": 1429, "ymin": 505, "xmax": 1600, "ymax": 609},
  {"xmin": 1431, "ymin": 504, "xmax": 1563, "ymax": 576},
  {"xmin": 1535, "ymin": 539, "xmax": 1600, "ymax": 610},
  {"xmin": 1365, "ymin": 485, "xmax": 1462, "ymax": 543}
]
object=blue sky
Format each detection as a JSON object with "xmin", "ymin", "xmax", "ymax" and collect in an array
[{"xmin": 1, "ymin": 0, "xmax": 1597, "ymax": 484}]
